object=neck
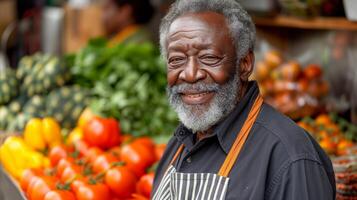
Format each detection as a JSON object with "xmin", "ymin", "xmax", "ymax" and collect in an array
[{"xmin": 196, "ymin": 129, "xmax": 213, "ymax": 141}]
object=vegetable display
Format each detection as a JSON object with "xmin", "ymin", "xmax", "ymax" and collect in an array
[
  {"xmin": 298, "ymin": 113, "xmax": 357, "ymax": 156},
  {"xmin": 0, "ymin": 53, "xmax": 89, "ymax": 131},
  {"xmin": 0, "ymin": 115, "xmax": 161, "ymax": 200},
  {"xmin": 1, "ymin": 40, "xmax": 177, "ymax": 138},
  {"xmin": 68, "ymin": 39, "xmax": 177, "ymax": 137},
  {"xmin": 254, "ymin": 50, "xmax": 328, "ymax": 119}
]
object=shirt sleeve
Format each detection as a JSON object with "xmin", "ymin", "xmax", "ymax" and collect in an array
[{"xmin": 266, "ymin": 159, "xmax": 335, "ymax": 200}]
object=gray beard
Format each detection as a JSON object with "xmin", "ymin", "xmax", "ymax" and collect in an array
[{"xmin": 167, "ymin": 75, "xmax": 239, "ymax": 133}]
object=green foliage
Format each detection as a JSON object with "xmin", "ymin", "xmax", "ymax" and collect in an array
[{"xmin": 70, "ymin": 40, "xmax": 178, "ymax": 136}]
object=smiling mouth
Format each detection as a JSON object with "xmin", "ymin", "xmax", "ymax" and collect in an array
[{"xmin": 180, "ymin": 91, "xmax": 215, "ymax": 105}]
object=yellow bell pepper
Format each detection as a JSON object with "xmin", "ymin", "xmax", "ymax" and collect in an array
[
  {"xmin": 3, "ymin": 136, "xmax": 31, "ymax": 169},
  {"xmin": 0, "ymin": 141, "xmax": 23, "ymax": 179},
  {"xmin": 0, "ymin": 136, "xmax": 48, "ymax": 180},
  {"xmin": 42, "ymin": 117, "xmax": 61, "ymax": 148},
  {"xmin": 24, "ymin": 118, "xmax": 46, "ymax": 150},
  {"xmin": 43, "ymin": 157, "xmax": 51, "ymax": 168},
  {"xmin": 24, "ymin": 150, "xmax": 47, "ymax": 169},
  {"xmin": 23, "ymin": 117, "xmax": 62, "ymax": 150}
]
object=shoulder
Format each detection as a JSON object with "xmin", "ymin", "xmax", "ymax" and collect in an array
[
  {"xmin": 253, "ymin": 103, "xmax": 335, "ymax": 197},
  {"xmin": 255, "ymin": 103, "xmax": 323, "ymax": 163}
]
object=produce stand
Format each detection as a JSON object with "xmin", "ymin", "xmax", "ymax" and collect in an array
[
  {"xmin": 252, "ymin": 7, "xmax": 357, "ymax": 198},
  {"xmin": 0, "ymin": 40, "xmax": 171, "ymax": 200}
]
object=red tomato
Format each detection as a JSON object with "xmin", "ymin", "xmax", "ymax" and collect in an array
[
  {"xmin": 56, "ymin": 158, "xmax": 75, "ymax": 178},
  {"xmin": 154, "ymin": 144, "xmax": 166, "ymax": 161},
  {"xmin": 76, "ymin": 183, "xmax": 110, "ymax": 200},
  {"xmin": 83, "ymin": 117, "xmax": 121, "ymax": 150},
  {"xmin": 44, "ymin": 190, "xmax": 76, "ymax": 200},
  {"xmin": 49, "ymin": 145, "xmax": 68, "ymax": 167},
  {"xmin": 70, "ymin": 176, "xmax": 88, "ymax": 194},
  {"xmin": 136, "ymin": 172, "xmax": 154, "ymax": 198},
  {"xmin": 27, "ymin": 176, "xmax": 57, "ymax": 200},
  {"xmin": 105, "ymin": 166, "xmax": 137, "ymax": 198},
  {"xmin": 133, "ymin": 137, "xmax": 155, "ymax": 151},
  {"xmin": 128, "ymin": 193, "xmax": 149, "ymax": 200},
  {"xmin": 84, "ymin": 147, "xmax": 104, "ymax": 164},
  {"xmin": 83, "ymin": 117, "xmax": 109, "ymax": 149},
  {"xmin": 120, "ymin": 142, "xmax": 156, "ymax": 177},
  {"xmin": 104, "ymin": 118, "xmax": 121, "ymax": 148},
  {"xmin": 92, "ymin": 153, "xmax": 118, "ymax": 174},
  {"xmin": 20, "ymin": 168, "xmax": 43, "ymax": 191},
  {"xmin": 61, "ymin": 164, "xmax": 82, "ymax": 182},
  {"xmin": 303, "ymin": 64, "xmax": 322, "ymax": 80}
]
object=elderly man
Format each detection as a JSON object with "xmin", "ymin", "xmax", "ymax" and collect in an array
[{"xmin": 152, "ymin": 0, "xmax": 336, "ymax": 199}]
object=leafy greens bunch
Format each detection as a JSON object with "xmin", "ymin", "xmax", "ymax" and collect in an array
[{"xmin": 69, "ymin": 39, "xmax": 178, "ymax": 137}]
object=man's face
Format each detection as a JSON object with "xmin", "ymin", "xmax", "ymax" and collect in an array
[{"xmin": 166, "ymin": 12, "xmax": 239, "ymax": 132}]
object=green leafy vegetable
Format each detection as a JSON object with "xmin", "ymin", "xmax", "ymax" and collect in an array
[{"xmin": 69, "ymin": 39, "xmax": 178, "ymax": 136}]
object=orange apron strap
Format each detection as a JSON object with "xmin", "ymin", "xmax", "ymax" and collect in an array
[
  {"xmin": 169, "ymin": 144, "xmax": 185, "ymax": 166},
  {"xmin": 218, "ymin": 95, "xmax": 264, "ymax": 177}
]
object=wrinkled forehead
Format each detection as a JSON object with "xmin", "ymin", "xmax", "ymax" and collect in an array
[{"xmin": 167, "ymin": 11, "xmax": 232, "ymax": 43}]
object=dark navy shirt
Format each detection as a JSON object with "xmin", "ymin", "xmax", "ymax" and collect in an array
[{"xmin": 153, "ymin": 81, "xmax": 336, "ymax": 200}]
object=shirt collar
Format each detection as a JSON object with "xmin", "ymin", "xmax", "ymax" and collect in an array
[
  {"xmin": 174, "ymin": 81, "xmax": 260, "ymax": 154},
  {"xmin": 214, "ymin": 81, "xmax": 260, "ymax": 154}
]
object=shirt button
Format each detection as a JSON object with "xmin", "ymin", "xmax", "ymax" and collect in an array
[{"xmin": 186, "ymin": 157, "xmax": 192, "ymax": 163}]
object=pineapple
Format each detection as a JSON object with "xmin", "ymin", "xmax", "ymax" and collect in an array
[
  {"xmin": 6, "ymin": 112, "xmax": 33, "ymax": 132},
  {"xmin": 20, "ymin": 54, "xmax": 70, "ymax": 97},
  {"xmin": 0, "ymin": 106, "xmax": 13, "ymax": 130},
  {"xmin": 46, "ymin": 86, "xmax": 90, "ymax": 129},
  {"xmin": 23, "ymin": 95, "xmax": 46, "ymax": 118},
  {"xmin": 0, "ymin": 68, "xmax": 18, "ymax": 105}
]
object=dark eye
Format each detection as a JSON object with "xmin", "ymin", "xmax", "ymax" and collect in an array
[
  {"xmin": 200, "ymin": 55, "xmax": 222, "ymax": 66},
  {"xmin": 168, "ymin": 56, "xmax": 186, "ymax": 68}
]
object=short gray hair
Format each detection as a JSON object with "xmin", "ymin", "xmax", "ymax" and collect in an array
[{"xmin": 159, "ymin": 0, "xmax": 256, "ymax": 63}]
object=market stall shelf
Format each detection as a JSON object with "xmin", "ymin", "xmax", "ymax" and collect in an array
[{"xmin": 254, "ymin": 15, "xmax": 357, "ymax": 31}]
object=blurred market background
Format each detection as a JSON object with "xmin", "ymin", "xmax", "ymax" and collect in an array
[{"xmin": 0, "ymin": 0, "xmax": 356, "ymax": 199}]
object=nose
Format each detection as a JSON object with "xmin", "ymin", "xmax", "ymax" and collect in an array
[{"xmin": 178, "ymin": 57, "xmax": 206, "ymax": 83}]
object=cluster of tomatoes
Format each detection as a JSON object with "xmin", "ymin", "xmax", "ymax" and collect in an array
[
  {"xmin": 254, "ymin": 50, "xmax": 328, "ymax": 119},
  {"xmin": 19, "ymin": 116, "xmax": 166, "ymax": 200},
  {"xmin": 298, "ymin": 114, "xmax": 355, "ymax": 156}
]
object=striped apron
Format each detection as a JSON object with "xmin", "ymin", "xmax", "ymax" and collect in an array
[{"xmin": 152, "ymin": 95, "xmax": 263, "ymax": 200}]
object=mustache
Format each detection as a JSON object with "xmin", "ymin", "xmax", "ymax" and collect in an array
[{"xmin": 167, "ymin": 82, "xmax": 221, "ymax": 95}]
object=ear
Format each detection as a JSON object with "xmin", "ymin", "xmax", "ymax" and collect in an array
[{"xmin": 239, "ymin": 51, "xmax": 255, "ymax": 81}]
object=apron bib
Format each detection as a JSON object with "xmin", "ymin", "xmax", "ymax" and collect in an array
[{"xmin": 153, "ymin": 95, "xmax": 263, "ymax": 200}]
